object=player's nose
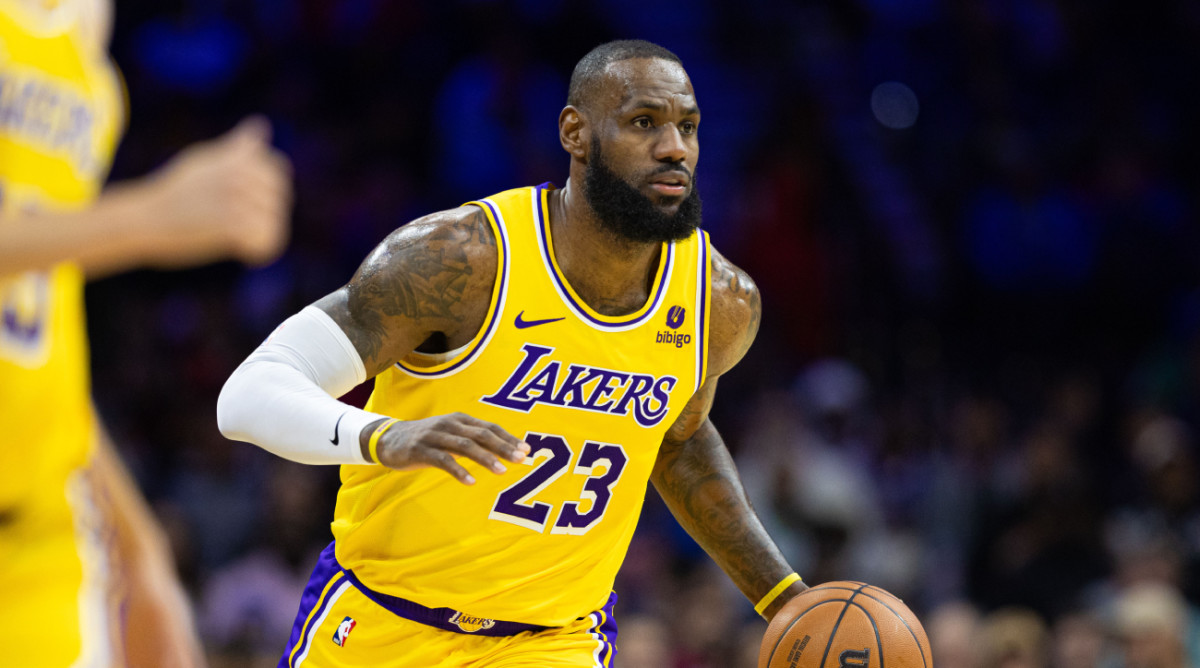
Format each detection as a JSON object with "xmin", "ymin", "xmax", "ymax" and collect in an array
[{"xmin": 652, "ymin": 124, "xmax": 688, "ymax": 163}]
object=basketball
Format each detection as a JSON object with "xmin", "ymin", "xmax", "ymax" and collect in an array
[{"xmin": 758, "ymin": 581, "xmax": 931, "ymax": 668}]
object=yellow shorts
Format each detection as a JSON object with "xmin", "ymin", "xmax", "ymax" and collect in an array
[
  {"xmin": 0, "ymin": 461, "xmax": 124, "ymax": 667},
  {"xmin": 281, "ymin": 544, "xmax": 618, "ymax": 667}
]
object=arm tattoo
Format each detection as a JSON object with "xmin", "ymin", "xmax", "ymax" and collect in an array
[
  {"xmin": 651, "ymin": 251, "xmax": 799, "ymax": 615},
  {"xmin": 343, "ymin": 207, "xmax": 494, "ymax": 368},
  {"xmin": 653, "ymin": 419, "xmax": 796, "ymax": 611}
]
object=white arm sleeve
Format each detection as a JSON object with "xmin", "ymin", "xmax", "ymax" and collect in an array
[{"xmin": 217, "ymin": 306, "xmax": 388, "ymax": 465}]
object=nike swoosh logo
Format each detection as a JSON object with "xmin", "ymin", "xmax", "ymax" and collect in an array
[
  {"xmin": 514, "ymin": 311, "xmax": 565, "ymax": 329},
  {"xmin": 330, "ymin": 412, "xmax": 346, "ymax": 445}
]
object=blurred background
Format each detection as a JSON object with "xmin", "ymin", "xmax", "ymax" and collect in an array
[{"xmin": 92, "ymin": 1, "xmax": 1200, "ymax": 666}]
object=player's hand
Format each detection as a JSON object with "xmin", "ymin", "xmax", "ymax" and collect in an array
[
  {"xmin": 131, "ymin": 115, "xmax": 293, "ymax": 267},
  {"xmin": 368, "ymin": 413, "xmax": 531, "ymax": 484}
]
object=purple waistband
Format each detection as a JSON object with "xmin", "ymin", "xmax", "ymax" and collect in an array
[{"xmin": 340, "ymin": 567, "xmax": 551, "ymax": 637}]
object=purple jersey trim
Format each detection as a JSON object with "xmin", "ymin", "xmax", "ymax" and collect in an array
[
  {"xmin": 279, "ymin": 543, "xmax": 343, "ymax": 668},
  {"xmin": 696, "ymin": 229, "xmax": 710, "ymax": 394},
  {"xmin": 535, "ymin": 183, "xmax": 674, "ymax": 329},
  {"xmin": 396, "ymin": 197, "xmax": 510, "ymax": 377}
]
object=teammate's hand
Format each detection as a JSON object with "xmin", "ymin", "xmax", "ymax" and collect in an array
[
  {"xmin": 130, "ymin": 115, "xmax": 293, "ymax": 267},
  {"xmin": 367, "ymin": 413, "xmax": 531, "ymax": 484}
]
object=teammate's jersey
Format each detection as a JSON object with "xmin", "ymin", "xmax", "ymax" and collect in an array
[
  {"xmin": 333, "ymin": 184, "xmax": 712, "ymax": 627},
  {"xmin": 0, "ymin": 0, "xmax": 123, "ymax": 522},
  {"xmin": 0, "ymin": 4, "xmax": 126, "ymax": 665}
]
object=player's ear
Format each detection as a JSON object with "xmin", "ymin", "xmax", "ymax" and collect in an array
[{"xmin": 559, "ymin": 106, "xmax": 588, "ymax": 160}]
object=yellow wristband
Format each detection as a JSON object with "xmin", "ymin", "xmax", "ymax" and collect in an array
[
  {"xmin": 755, "ymin": 573, "xmax": 802, "ymax": 616},
  {"xmin": 367, "ymin": 418, "xmax": 401, "ymax": 464}
]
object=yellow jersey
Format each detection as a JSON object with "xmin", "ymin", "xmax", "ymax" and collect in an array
[
  {"xmin": 0, "ymin": 0, "xmax": 123, "ymax": 530},
  {"xmin": 0, "ymin": 3, "xmax": 125, "ymax": 665},
  {"xmin": 333, "ymin": 184, "xmax": 712, "ymax": 627}
]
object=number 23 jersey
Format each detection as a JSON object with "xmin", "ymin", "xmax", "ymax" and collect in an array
[{"xmin": 332, "ymin": 184, "xmax": 712, "ymax": 627}]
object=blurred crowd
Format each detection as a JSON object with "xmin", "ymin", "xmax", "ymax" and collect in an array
[{"xmin": 89, "ymin": 1, "xmax": 1200, "ymax": 666}]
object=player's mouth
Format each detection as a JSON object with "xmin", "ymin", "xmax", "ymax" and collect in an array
[{"xmin": 649, "ymin": 171, "xmax": 690, "ymax": 196}]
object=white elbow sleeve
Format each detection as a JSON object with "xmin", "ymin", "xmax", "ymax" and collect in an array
[{"xmin": 217, "ymin": 306, "xmax": 386, "ymax": 465}]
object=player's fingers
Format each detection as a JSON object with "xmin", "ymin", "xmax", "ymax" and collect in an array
[
  {"xmin": 229, "ymin": 155, "xmax": 292, "ymax": 211},
  {"xmin": 267, "ymin": 148, "xmax": 293, "ymax": 179},
  {"xmin": 461, "ymin": 425, "xmax": 526, "ymax": 464},
  {"xmin": 486, "ymin": 421, "xmax": 531, "ymax": 453},
  {"xmin": 485, "ymin": 421, "xmax": 530, "ymax": 460},
  {"xmin": 226, "ymin": 191, "xmax": 285, "ymax": 240},
  {"xmin": 225, "ymin": 114, "xmax": 271, "ymax": 148},
  {"xmin": 431, "ymin": 433, "xmax": 507, "ymax": 474},
  {"xmin": 241, "ymin": 151, "xmax": 293, "ymax": 201},
  {"xmin": 453, "ymin": 414, "xmax": 527, "ymax": 459},
  {"xmin": 458, "ymin": 420, "xmax": 526, "ymax": 462},
  {"xmin": 223, "ymin": 203, "xmax": 289, "ymax": 265},
  {"xmin": 419, "ymin": 448, "xmax": 476, "ymax": 485},
  {"xmin": 233, "ymin": 170, "xmax": 290, "ymax": 216}
]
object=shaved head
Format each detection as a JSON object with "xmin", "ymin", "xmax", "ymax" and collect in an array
[{"xmin": 567, "ymin": 40, "xmax": 683, "ymax": 111}]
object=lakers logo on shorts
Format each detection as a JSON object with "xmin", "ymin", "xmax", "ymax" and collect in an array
[{"xmin": 448, "ymin": 611, "xmax": 496, "ymax": 633}]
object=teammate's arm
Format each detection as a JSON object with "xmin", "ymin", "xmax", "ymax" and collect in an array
[
  {"xmin": 218, "ymin": 206, "xmax": 528, "ymax": 480},
  {"xmin": 649, "ymin": 249, "xmax": 807, "ymax": 621},
  {"xmin": 0, "ymin": 117, "xmax": 290, "ymax": 277},
  {"xmin": 91, "ymin": 418, "xmax": 205, "ymax": 668}
]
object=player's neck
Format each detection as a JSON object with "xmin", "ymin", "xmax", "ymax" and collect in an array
[{"xmin": 548, "ymin": 182, "xmax": 663, "ymax": 317}]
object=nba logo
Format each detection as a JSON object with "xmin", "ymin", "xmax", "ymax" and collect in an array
[{"xmin": 332, "ymin": 616, "xmax": 356, "ymax": 647}]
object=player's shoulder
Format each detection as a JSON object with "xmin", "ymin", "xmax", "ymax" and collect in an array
[
  {"xmin": 387, "ymin": 203, "xmax": 497, "ymax": 251},
  {"xmin": 373, "ymin": 204, "xmax": 499, "ymax": 278},
  {"xmin": 706, "ymin": 244, "xmax": 761, "ymax": 377},
  {"xmin": 351, "ymin": 204, "xmax": 499, "ymax": 324}
]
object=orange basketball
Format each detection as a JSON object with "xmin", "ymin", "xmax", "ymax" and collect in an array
[{"xmin": 758, "ymin": 581, "xmax": 931, "ymax": 668}]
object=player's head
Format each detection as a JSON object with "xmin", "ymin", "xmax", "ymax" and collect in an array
[{"xmin": 561, "ymin": 40, "xmax": 702, "ymax": 244}]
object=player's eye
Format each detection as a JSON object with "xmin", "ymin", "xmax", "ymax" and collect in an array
[
  {"xmin": 680, "ymin": 121, "xmax": 697, "ymax": 135},
  {"xmin": 633, "ymin": 117, "xmax": 652, "ymax": 129}
]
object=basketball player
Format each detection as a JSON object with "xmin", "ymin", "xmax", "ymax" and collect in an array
[
  {"xmin": 0, "ymin": 1, "xmax": 292, "ymax": 665},
  {"xmin": 219, "ymin": 40, "xmax": 807, "ymax": 666}
]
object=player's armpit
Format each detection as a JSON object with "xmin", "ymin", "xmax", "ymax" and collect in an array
[
  {"xmin": 313, "ymin": 204, "xmax": 500, "ymax": 377},
  {"xmin": 651, "ymin": 418, "xmax": 806, "ymax": 620}
]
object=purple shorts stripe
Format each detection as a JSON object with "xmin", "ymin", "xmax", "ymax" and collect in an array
[
  {"xmin": 340, "ymin": 567, "xmax": 551, "ymax": 637},
  {"xmin": 278, "ymin": 543, "xmax": 342, "ymax": 668},
  {"xmin": 594, "ymin": 592, "xmax": 619, "ymax": 666}
]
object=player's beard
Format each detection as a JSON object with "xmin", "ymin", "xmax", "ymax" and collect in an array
[{"xmin": 583, "ymin": 141, "xmax": 702, "ymax": 244}]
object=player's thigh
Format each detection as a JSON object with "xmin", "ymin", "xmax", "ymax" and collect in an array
[
  {"xmin": 0, "ymin": 468, "xmax": 122, "ymax": 667},
  {"xmin": 0, "ymin": 529, "xmax": 88, "ymax": 667}
]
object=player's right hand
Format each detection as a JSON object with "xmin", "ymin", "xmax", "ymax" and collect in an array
[
  {"xmin": 133, "ymin": 115, "xmax": 293, "ymax": 268},
  {"xmin": 368, "ymin": 413, "xmax": 531, "ymax": 484}
]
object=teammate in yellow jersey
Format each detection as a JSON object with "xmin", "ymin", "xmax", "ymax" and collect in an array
[
  {"xmin": 0, "ymin": 1, "xmax": 292, "ymax": 665},
  {"xmin": 219, "ymin": 40, "xmax": 807, "ymax": 667}
]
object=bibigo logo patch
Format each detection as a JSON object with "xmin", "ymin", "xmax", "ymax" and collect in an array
[{"xmin": 666, "ymin": 305, "xmax": 686, "ymax": 329}]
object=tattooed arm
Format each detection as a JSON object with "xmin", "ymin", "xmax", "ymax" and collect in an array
[
  {"xmin": 650, "ymin": 248, "xmax": 807, "ymax": 620},
  {"xmin": 316, "ymin": 205, "xmax": 529, "ymax": 477},
  {"xmin": 218, "ymin": 205, "xmax": 527, "ymax": 478},
  {"xmin": 315, "ymin": 205, "xmax": 498, "ymax": 378}
]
